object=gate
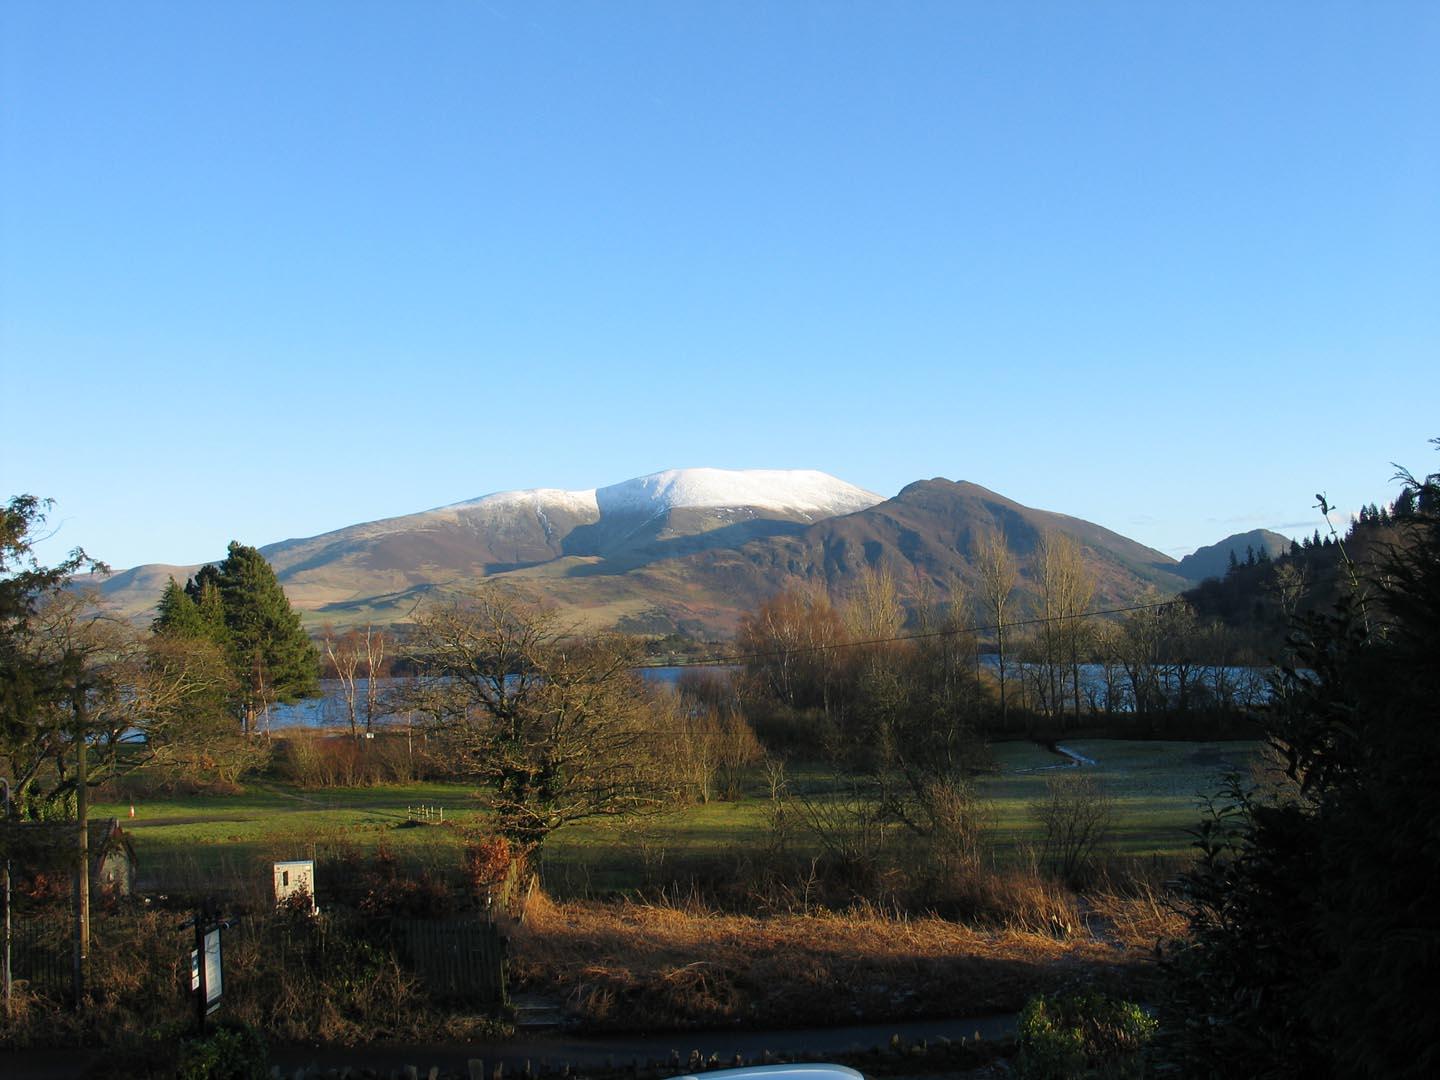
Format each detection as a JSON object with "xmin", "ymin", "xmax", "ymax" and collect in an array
[
  {"xmin": 9, "ymin": 914, "xmax": 71, "ymax": 998},
  {"xmin": 391, "ymin": 917, "xmax": 507, "ymax": 1004}
]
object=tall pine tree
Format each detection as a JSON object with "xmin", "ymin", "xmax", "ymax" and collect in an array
[
  {"xmin": 215, "ymin": 541, "xmax": 319, "ymax": 734},
  {"xmin": 157, "ymin": 544, "xmax": 319, "ymax": 733},
  {"xmin": 153, "ymin": 577, "xmax": 207, "ymax": 638}
]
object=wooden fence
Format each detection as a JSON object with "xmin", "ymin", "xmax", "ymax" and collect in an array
[{"xmin": 391, "ymin": 917, "xmax": 507, "ymax": 1004}]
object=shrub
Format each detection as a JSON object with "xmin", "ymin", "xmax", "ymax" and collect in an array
[
  {"xmin": 83, "ymin": 1022, "xmax": 268, "ymax": 1079},
  {"xmin": 176, "ymin": 1023, "xmax": 270, "ymax": 1080},
  {"xmin": 1157, "ymin": 457, "xmax": 1440, "ymax": 1077},
  {"xmin": 270, "ymin": 729, "xmax": 443, "ymax": 787},
  {"xmin": 354, "ymin": 843, "xmax": 459, "ymax": 917},
  {"xmin": 1030, "ymin": 773, "xmax": 1116, "ymax": 887},
  {"xmin": 1015, "ymin": 990, "xmax": 1156, "ymax": 1079}
]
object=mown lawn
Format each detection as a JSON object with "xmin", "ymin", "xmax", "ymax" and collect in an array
[
  {"xmin": 980, "ymin": 739, "xmax": 1260, "ymax": 858},
  {"xmin": 94, "ymin": 740, "xmax": 1258, "ymax": 895},
  {"xmin": 90, "ymin": 779, "xmax": 490, "ymax": 893}
]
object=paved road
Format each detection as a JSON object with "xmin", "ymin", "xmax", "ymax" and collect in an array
[{"xmin": 2, "ymin": 1014, "xmax": 1017, "ymax": 1079}]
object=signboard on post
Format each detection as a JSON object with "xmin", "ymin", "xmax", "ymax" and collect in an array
[
  {"xmin": 203, "ymin": 928, "xmax": 222, "ymax": 1014},
  {"xmin": 185, "ymin": 911, "xmax": 228, "ymax": 1032},
  {"xmin": 273, "ymin": 859, "xmax": 317, "ymax": 912}
]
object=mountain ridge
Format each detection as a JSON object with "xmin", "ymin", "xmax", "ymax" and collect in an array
[
  {"xmin": 89, "ymin": 468, "xmax": 1234, "ymax": 635},
  {"xmin": 1175, "ymin": 528, "xmax": 1292, "ymax": 582}
]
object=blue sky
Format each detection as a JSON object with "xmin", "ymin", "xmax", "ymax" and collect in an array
[{"xmin": 3, "ymin": 2, "xmax": 1437, "ymax": 571}]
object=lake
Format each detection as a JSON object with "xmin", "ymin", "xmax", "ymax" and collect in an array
[{"xmin": 265, "ymin": 660, "xmax": 1269, "ymax": 730}]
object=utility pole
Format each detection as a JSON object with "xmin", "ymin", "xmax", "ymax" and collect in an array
[
  {"xmin": 72, "ymin": 681, "xmax": 90, "ymax": 1010},
  {"xmin": 2, "ymin": 777, "xmax": 11, "ymax": 1018}
]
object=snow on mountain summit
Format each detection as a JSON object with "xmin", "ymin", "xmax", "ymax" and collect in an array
[
  {"xmin": 445, "ymin": 468, "xmax": 883, "ymax": 522},
  {"xmin": 595, "ymin": 468, "xmax": 883, "ymax": 519}
]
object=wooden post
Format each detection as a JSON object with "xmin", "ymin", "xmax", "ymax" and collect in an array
[
  {"xmin": 2, "ymin": 777, "xmax": 11, "ymax": 1017},
  {"xmin": 194, "ymin": 911, "xmax": 207, "ymax": 1034},
  {"xmin": 72, "ymin": 684, "xmax": 90, "ymax": 1011}
]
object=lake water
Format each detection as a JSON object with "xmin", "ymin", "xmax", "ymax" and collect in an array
[{"xmin": 266, "ymin": 660, "xmax": 1269, "ymax": 730}]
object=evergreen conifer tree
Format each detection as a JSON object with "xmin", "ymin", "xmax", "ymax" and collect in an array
[
  {"xmin": 184, "ymin": 563, "xmax": 221, "ymax": 604},
  {"xmin": 153, "ymin": 577, "xmax": 206, "ymax": 637},
  {"xmin": 193, "ymin": 576, "xmax": 228, "ymax": 644},
  {"xmin": 213, "ymin": 542, "xmax": 319, "ymax": 733}
]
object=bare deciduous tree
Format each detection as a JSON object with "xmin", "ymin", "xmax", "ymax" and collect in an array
[
  {"xmin": 1030, "ymin": 772, "xmax": 1116, "ymax": 885},
  {"xmin": 404, "ymin": 585, "xmax": 681, "ymax": 852},
  {"xmin": 1032, "ymin": 531, "xmax": 1095, "ymax": 728},
  {"xmin": 736, "ymin": 584, "xmax": 845, "ymax": 713},
  {"xmin": 323, "ymin": 623, "xmax": 390, "ymax": 741},
  {"xmin": 975, "ymin": 525, "xmax": 1018, "ymax": 726},
  {"xmin": 844, "ymin": 565, "xmax": 904, "ymax": 643}
]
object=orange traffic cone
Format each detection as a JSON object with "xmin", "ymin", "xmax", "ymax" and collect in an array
[{"xmin": 129, "ymin": 802, "xmax": 135, "ymax": 819}]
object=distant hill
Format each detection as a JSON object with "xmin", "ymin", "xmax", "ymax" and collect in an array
[
  {"xmin": 642, "ymin": 478, "xmax": 1188, "ymax": 626},
  {"xmin": 1175, "ymin": 529, "xmax": 1292, "ymax": 583},
  {"xmin": 92, "ymin": 468, "xmax": 1198, "ymax": 637}
]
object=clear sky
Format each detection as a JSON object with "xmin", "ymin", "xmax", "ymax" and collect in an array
[{"xmin": 3, "ymin": 2, "xmax": 1437, "ymax": 571}]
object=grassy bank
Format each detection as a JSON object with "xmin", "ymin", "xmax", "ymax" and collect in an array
[{"xmin": 510, "ymin": 882, "xmax": 1182, "ymax": 1032}]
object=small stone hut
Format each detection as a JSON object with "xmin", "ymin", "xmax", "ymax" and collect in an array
[{"xmin": 0, "ymin": 817, "xmax": 138, "ymax": 898}]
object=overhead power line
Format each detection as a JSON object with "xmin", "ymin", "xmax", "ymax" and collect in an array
[{"xmin": 635, "ymin": 597, "xmax": 1184, "ymax": 671}]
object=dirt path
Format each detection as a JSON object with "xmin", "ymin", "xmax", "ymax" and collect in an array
[
  {"xmin": 1051, "ymin": 743, "xmax": 1097, "ymax": 766},
  {"xmin": 120, "ymin": 784, "xmax": 437, "ymax": 828}
]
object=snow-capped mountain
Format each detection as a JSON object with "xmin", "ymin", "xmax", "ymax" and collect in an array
[
  {"xmin": 90, "ymin": 469, "xmax": 1199, "ymax": 639},
  {"xmin": 593, "ymin": 468, "xmax": 882, "ymax": 519},
  {"xmin": 94, "ymin": 469, "xmax": 885, "ymax": 622},
  {"xmin": 439, "ymin": 467, "xmax": 881, "ymax": 522}
]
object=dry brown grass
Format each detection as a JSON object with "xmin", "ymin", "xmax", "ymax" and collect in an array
[
  {"xmin": 0, "ymin": 903, "xmax": 508, "ymax": 1051},
  {"xmin": 511, "ymin": 887, "xmax": 1153, "ymax": 1032},
  {"xmin": 1083, "ymin": 855, "xmax": 1191, "ymax": 953},
  {"xmin": 1086, "ymin": 883, "xmax": 1188, "ymax": 953}
]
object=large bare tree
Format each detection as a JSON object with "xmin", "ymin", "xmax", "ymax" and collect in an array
[
  {"xmin": 404, "ymin": 585, "xmax": 680, "ymax": 852},
  {"xmin": 735, "ymin": 583, "xmax": 845, "ymax": 714},
  {"xmin": 974, "ymin": 525, "xmax": 1018, "ymax": 725},
  {"xmin": 1032, "ymin": 531, "xmax": 1095, "ymax": 727}
]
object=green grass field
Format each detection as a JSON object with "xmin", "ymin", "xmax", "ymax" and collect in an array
[
  {"xmin": 93, "ymin": 740, "xmax": 1259, "ymax": 896},
  {"xmin": 91, "ymin": 779, "xmax": 492, "ymax": 893},
  {"xmin": 979, "ymin": 739, "xmax": 1258, "ymax": 857}
]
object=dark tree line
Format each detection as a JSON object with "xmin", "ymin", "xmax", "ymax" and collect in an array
[
  {"xmin": 1185, "ymin": 477, "xmax": 1438, "ymax": 655},
  {"xmin": 1159, "ymin": 447, "xmax": 1440, "ymax": 1077}
]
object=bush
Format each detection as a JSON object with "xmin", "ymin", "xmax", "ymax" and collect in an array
[
  {"xmin": 176, "ymin": 1023, "xmax": 270, "ymax": 1080},
  {"xmin": 85, "ymin": 1022, "xmax": 268, "ymax": 1079},
  {"xmin": 1016, "ymin": 990, "xmax": 1156, "ymax": 1079},
  {"xmin": 1156, "ymin": 457, "xmax": 1440, "ymax": 1077},
  {"xmin": 1030, "ymin": 773, "xmax": 1116, "ymax": 887},
  {"xmin": 270, "ymin": 729, "xmax": 446, "ymax": 787}
]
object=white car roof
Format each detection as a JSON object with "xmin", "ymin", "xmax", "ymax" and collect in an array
[{"xmin": 666, "ymin": 1067, "xmax": 864, "ymax": 1080}]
